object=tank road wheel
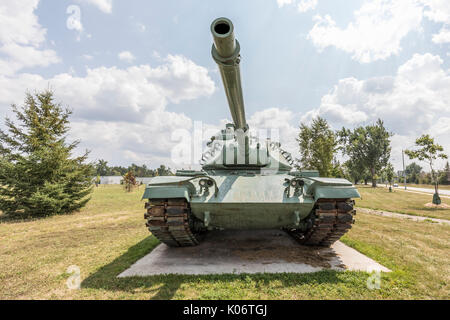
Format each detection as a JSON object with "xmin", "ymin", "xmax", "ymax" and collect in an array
[
  {"xmin": 285, "ymin": 199, "xmax": 356, "ymax": 247},
  {"xmin": 144, "ymin": 198, "xmax": 205, "ymax": 247}
]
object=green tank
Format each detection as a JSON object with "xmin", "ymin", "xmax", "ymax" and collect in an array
[{"xmin": 143, "ymin": 17, "xmax": 360, "ymax": 247}]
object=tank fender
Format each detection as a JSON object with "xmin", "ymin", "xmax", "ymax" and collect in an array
[
  {"xmin": 305, "ymin": 177, "xmax": 361, "ymax": 201},
  {"xmin": 312, "ymin": 186, "xmax": 361, "ymax": 201},
  {"xmin": 142, "ymin": 186, "xmax": 191, "ymax": 201},
  {"xmin": 142, "ymin": 176, "xmax": 197, "ymax": 201}
]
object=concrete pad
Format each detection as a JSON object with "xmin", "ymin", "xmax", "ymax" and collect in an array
[{"xmin": 119, "ymin": 230, "xmax": 390, "ymax": 277}]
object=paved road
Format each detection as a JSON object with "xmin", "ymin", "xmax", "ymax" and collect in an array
[{"xmin": 395, "ymin": 186, "xmax": 450, "ymax": 196}]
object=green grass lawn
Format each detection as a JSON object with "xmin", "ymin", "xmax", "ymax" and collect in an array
[
  {"xmin": 0, "ymin": 185, "xmax": 448, "ymax": 299},
  {"xmin": 356, "ymin": 186, "xmax": 450, "ymax": 220}
]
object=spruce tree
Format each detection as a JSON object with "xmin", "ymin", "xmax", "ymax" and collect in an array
[{"xmin": 0, "ymin": 90, "xmax": 94, "ymax": 217}]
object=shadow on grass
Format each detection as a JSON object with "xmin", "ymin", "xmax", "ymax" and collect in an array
[{"xmin": 82, "ymin": 236, "xmax": 361, "ymax": 300}]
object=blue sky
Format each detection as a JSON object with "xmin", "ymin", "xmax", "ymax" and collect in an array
[{"xmin": 0, "ymin": 0, "xmax": 449, "ymax": 171}]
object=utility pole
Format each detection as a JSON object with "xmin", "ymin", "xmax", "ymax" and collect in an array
[{"xmin": 402, "ymin": 149, "xmax": 406, "ymax": 190}]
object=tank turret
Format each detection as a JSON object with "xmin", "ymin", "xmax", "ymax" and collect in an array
[{"xmin": 203, "ymin": 18, "xmax": 293, "ymax": 171}]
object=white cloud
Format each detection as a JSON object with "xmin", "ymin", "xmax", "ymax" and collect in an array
[
  {"xmin": 421, "ymin": 0, "xmax": 450, "ymax": 43},
  {"xmin": 297, "ymin": 0, "xmax": 318, "ymax": 13},
  {"xmin": 118, "ymin": 51, "xmax": 135, "ymax": 63},
  {"xmin": 248, "ymin": 108, "xmax": 300, "ymax": 156},
  {"xmin": 421, "ymin": 0, "xmax": 450, "ymax": 23},
  {"xmin": 0, "ymin": 55, "xmax": 216, "ymax": 167},
  {"xmin": 307, "ymin": 0, "xmax": 450, "ymax": 61},
  {"xmin": 301, "ymin": 53, "xmax": 450, "ymax": 169},
  {"xmin": 308, "ymin": 0, "xmax": 424, "ymax": 63},
  {"xmin": 277, "ymin": 0, "xmax": 294, "ymax": 8},
  {"xmin": 277, "ymin": 0, "xmax": 317, "ymax": 13},
  {"xmin": 432, "ymin": 27, "xmax": 450, "ymax": 43},
  {"xmin": 0, "ymin": 0, "xmax": 45, "ymax": 45},
  {"xmin": 0, "ymin": 0, "xmax": 60, "ymax": 75},
  {"xmin": 0, "ymin": 55, "xmax": 215, "ymax": 122},
  {"xmin": 422, "ymin": 0, "xmax": 450, "ymax": 43},
  {"xmin": 75, "ymin": 0, "xmax": 113, "ymax": 13},
  {"xmin": 70, "ymin": 111, "xmax": 193, "ymax": 167}
]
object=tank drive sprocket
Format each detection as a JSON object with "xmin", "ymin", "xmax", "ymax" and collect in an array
[
  {"xmin": 285, "ymin": 199, "xmax": 356, "ymax": 247},
  {"xmin": 144, "ymin": 198, "xmax": 204, "ymax": 247}
]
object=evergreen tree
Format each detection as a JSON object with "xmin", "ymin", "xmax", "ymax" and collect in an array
[{"xmin": 0, "ymin": 91, "xmax": 93, "ymax": 217}]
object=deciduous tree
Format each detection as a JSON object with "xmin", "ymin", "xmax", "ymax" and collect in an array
[
  {"xmin": 384, "ymin": 163, "xmax": 395, "ymax": 191},
  {"xmin": 339, "ymin": 119, "xmax": 392, "ymax": 187},
  {"xmin": 405, "ymin": 134, "xmax": 447, "ymax": 204},
  {"xmin": 297, "ymin": 117, "xmax": 337, "ymax": 177},
  {"xmin": 123, "ymin": 171, "xmax": 137, "ymax": 192}
]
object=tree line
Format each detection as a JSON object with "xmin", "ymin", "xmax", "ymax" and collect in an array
[
  {"xmin": 296, "ymin": 117, "xmax": 448, "ymax": 190},
  {"xmin": 94, "ymin": 160, "xmax": 173, "ymax": 177},
  {"xmin": 403, "ymin": 161, "xmax": 450, "ymax": 185}
]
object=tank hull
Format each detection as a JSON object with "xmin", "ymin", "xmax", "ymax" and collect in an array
[
  {"xmin": 142, "ymin": 172, "xmax": 360, "ymax": 231},
  {"xmin": 189, "ymin": 173, "xmax": 314, "ymax": 229}
]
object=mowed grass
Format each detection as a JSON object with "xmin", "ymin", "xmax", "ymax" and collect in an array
[
  {"xmin": 0, "ymin": 185, "xmax": 449, "ymax": 299},
  {"xmin": 356, "ymin": 186, "xmax": 450, "ymax": 220}
]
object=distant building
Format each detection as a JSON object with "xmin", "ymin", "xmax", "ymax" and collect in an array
[
  {"xmin": 98, "ymin": 176, "xmax": 154, "ymax": 185},
  {"xmin": 100, "ymin": 176, "xmax": 122, "ymax": 184},
  {"xmin": 136, "ymin": 177, "xmax": 154, "ymax": 185}
]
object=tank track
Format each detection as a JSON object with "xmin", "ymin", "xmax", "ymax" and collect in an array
[
  {"xmin": 144, "ymin": 198, "xmax": 201, "ymax": 247},
  {"xmin": 285, "ymin": 199, "xmax": 356, "ymax": 247},
  {"xmin": 145, "ymin": 198, "xmax": 355, "ymax": 248}
]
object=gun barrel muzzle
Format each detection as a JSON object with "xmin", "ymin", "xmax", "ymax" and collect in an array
[{"xmin": 211, "ymin": 17, "xmax": 247, "ymax": 131}]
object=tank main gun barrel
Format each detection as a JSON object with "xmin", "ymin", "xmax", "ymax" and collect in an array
[{"xmin": 211, "ymin": 18, "xmax": 248, "ymax": 131}]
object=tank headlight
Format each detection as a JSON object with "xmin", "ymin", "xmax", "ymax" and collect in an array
[
  {"xmin": 199, "ymin": 179, "xmax": 214, "ymax": 187},
  {"xmin": 291, "ymin": 179, "xmax": 305, "ymax": 188}
]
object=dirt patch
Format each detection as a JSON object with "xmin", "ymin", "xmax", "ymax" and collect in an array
[{"xmin": 424, "ymin": 203, "xmax": 450, "ymax": 209}]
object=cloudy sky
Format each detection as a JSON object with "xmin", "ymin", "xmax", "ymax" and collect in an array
[{"xmin": 0, "ymin": 0, "xmax": 449, "ymax": 171}]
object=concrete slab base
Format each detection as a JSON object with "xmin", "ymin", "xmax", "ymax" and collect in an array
[{"xmin": 118, "ymin": 229, "xmax": 390, "ymax": 277}]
